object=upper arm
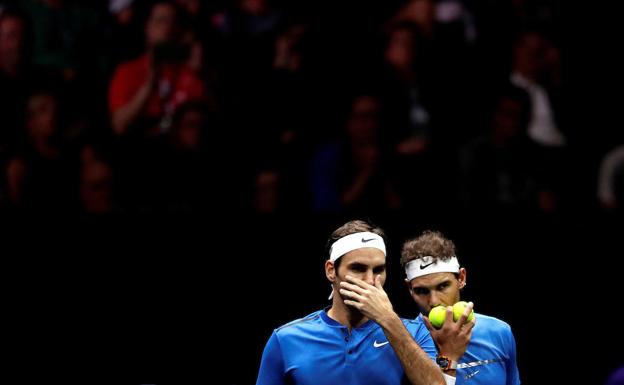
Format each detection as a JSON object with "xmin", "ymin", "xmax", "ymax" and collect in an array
[
  {"xmin": 256, "ymin": 331, "xmax": 287, "ymax": 385},
  {"xmin": 108, "ymin": 65, "xmax": 135, "ymax": 113}
]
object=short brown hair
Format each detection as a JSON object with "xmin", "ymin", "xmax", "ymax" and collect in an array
[
  {"xmin": 400, "ymin": 230, "xmax": 456, "ymax": 267},
  {"xmin": 326, "ymin": 219, "xmax": 386, "ymax": 270}
]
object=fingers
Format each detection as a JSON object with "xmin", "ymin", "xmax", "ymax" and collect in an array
[
  {"xmin": 345, "ymin": 275, "xmax": 372, "ymax": 288},
  {"xmin": 443, "ymin": 306, "xmax": 454, "ymax": 327},
  {"xmin": 462, "ymin": 319, "xmax": 476, "ymax": 334},
  {"xmin": 339, "ymin": 280, "xmax": 369, "ymax": 295},
  {"xmin": 343, "ymin": 299, "xmax": 362, "ymax": 310},
  {"xmin": 374, "ymin": 274, "xmax": 382, "ymax": 289},
  {"xmin": 339, "ymin": 288, "xmax": 365, "ymax": 302},
  {"xmin": 456, "ymin": 301, "xmax": 474, "ymax": 325}
]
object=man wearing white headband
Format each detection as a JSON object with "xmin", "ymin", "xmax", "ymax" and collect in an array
[
  {"xmin": 401, "ymin": 230, "xmax": 520, "ymax": 385},
  {"xmin": 256, "ymin": 220, "xmax": 449, "ymax": 385}
]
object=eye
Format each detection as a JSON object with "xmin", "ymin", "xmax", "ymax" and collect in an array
[
  {"xmin": 373, "ymin": 265, "xmax": 386, "ymax": 274},
  {"xmin": 437, "ymin": 282, "xmax": 450, "ymax": 291},
  {"xmin": 413, "ymin": 288, "xmax": 429, "ymax": 296}
]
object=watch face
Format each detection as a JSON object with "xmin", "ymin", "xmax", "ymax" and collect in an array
[{"xmin": 436, "ymin": 356, "xmax": 449, "ymax": 368}]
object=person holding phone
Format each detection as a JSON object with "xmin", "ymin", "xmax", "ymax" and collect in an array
[{"xmin": 108, "ymin": 0, "xmax": 205, "ymax": 137}]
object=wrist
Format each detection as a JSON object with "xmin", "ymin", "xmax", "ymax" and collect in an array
[
  {"xmin": 436, "ymin": 354, "xmax": 458, "ymax": 371},
  {"xmin": 377, "ymin": 311, "xmax": 400, "ymax": 329}
]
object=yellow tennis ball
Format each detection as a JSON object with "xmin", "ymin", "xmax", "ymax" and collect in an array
[
  {"xmin": 428, "ymin": 305, "xmax": 447, "ymax": 329},
  {"xmin": 452, "ymin": 301, "xmax": 475, "ymax": 323}
]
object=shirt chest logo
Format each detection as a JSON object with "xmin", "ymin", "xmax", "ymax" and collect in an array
[{"xmin": 373, "ymin": 340, "xmax": 389, "ymax": 348}]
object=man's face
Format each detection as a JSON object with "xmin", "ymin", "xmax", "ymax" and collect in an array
[
  {"xmin": 330, "ymin": 248, "xmax": 387, "ymax": 297},
  {"xmin": 407, "ymin": 270, "xmax": 464, "ymax": 314},
  {"xmin": 0, "ymin": 16, "xmax": 24, "ymax": 60},
  {"xmin": 145, "ymin": 3, "xmax": 177, "ymax": 47}
]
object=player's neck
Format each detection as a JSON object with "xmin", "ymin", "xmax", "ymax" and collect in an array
[{"xmin": 328, "ymin": 297, "xmax": 369, "ymax": 331}]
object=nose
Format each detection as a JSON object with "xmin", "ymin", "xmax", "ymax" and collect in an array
[
  {"xmin": 429, "ymin": 292, "xmax": 441, "ymax": 308},
  {"xmin": 363, "ymin": 270, "xmax": 375, "ymax": 285}
]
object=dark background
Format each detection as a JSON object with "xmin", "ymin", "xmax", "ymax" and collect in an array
[{"xmin": 1, "ymin": 0, "xmax": 622, "ymax": 384}]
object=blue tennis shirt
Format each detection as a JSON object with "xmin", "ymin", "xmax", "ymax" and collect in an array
[
  {"xmin": 449, "ymin": 313, "xmax": 520, "ymax": 385},
  {"xmin": 256, "ymin": 309, "xmax": 437, "ymax": 385}
]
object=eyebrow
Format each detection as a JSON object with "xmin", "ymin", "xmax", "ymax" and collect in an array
[
  {"xmin": 412, "ymin": 279, "xmax": 451, "ymax": 291},
  {"xmin": 347, "ymin": 262, "xmax": 386, "ymax": 270}
]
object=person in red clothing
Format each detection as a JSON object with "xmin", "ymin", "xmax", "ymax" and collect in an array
[{"xmin": 108, "ymin": 0, "xmax": 205, "ymax": 137}]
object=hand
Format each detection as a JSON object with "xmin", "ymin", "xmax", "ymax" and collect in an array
[
  {"xmin": 340, "ymin": 275, "xmax": 395, "ymax": 325},
  {"xmin": 423, "ymin": 302, "xmax": 475, "ymax": 361}
]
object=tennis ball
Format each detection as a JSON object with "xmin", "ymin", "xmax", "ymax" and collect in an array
[
  {"xmin": 452, "ymin": 301, "xmax": 475, "ymax": 323},
  {"xmin": 428, "ymin": 305, "xmax": 447, "ymax": 329}
]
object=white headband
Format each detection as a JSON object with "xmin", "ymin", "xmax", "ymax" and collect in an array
[
  {"xmin": 328, "ymin": 232, "xmax": 386, "ymax": 300},
  {"xmin": 329, "ymin": 232, "xmax": 386, "ymax": 262},
  {"xmin": 405, "ymin": 256, "xmax": 460, "ymax": 281}
]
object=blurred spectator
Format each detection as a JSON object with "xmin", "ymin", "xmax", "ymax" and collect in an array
[
  {"xmin": 79, "ymin": 144, "xmax": 115, "ymax": 214},
  {"xmin": 460, "ymin": 86, "xmax": 544, "ymax": 212},
  {"xmin": 5, "ymin": 88, "xmax": 75, "ymax": 211},
  {"xmin": 311, "ymin": 94, "xmax": 401, "ymax": 215},
  {"xmin": 106, "ymin": 0, "xmax": 142, "ymax": 67},
  {"xmin": 254, "ymin": 168, "xmax": 280, "ymax": 216},
  {"xmin": 18, "ymin": 0, "xmax": 104, "ymax": 82},
  {"xmin": 211, "ymin": 0, "xmax": 284, "ymax": 111},
  {"xmin": 0, "ymin": 8, "xmax": 30, "ymax": 157},
  {"xmin": 212, "ymin": 0, "xmax": 283, "ymax": 38},
  {"xmin": 509, "ymin": 29, "xmax": 568, "ymax": 211},
  {"xmin": 380, "ymin": 21, "xmax": 433, "ymax": 156},
  {"xmin": 510, "ymin": 29, "xmax": 564, "ymax": 147},
  {"xmin": 158, "ymin": 101, "xmax": 214, "ymax": 212},
  {"xmin": 108, "ymin": 0, "xmax": 206, "ymax": 137},
  {"xmin": 597, "ymin": 145, "xmax": 624, "ymax": 211}
]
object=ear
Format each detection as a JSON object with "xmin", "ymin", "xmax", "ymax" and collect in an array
[
  {"xmin": 325, "ymin": 260, "xmax": 336, "ymax": 283},
  {"xmin": 458, "ymin": 267, "xmax": 467, "ymax": 288}
]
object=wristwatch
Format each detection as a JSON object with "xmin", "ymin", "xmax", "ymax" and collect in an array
[{"xmin": 436, "ymin": 354, "xmax": 458, "ymax": 371}]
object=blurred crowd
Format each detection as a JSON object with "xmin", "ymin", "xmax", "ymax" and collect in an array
[{"xmin": 0, "ymin": 0, "xmax": 620, "ymax": 216}]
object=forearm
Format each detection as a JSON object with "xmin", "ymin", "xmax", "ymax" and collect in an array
[
  {"xmin": 342, "ymin": 171, "xmax": 372, "ymax": 205},
  {"xmin": 379, "ymin": 313, "xmax": 445, "ymax": 385},
  {"xmin": 112, "ymin": 81, "xmax": 153, "ymax": 136}
]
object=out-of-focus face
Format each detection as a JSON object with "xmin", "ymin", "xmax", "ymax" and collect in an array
[
  {"xmin": 347, "ymin": 95, "xmax": 380, "ymax": 143},
  {"xmin": 80, "ymin": 161, "xmax": 113, "ymax": 214},
  {"xmin": 254, "ymin": 170, "xmax": 279, "ymax": 214},
  {"xmin": 175, "ymin": 109, "xmax": 204, "ymax": 150},
  {"xmin": 240, "ymin": 0, "xmax": 267, "ymax": 15},
  {"xmin": 26, "ymin": 93, "xmax": 57, "ymax": 142},
  {"xmin": 401, "ymin": 0, "xmax": 434, "ymax": 30},
  {"xmin": 493, "ymin": 98, "xmax": 525, "ymax": 140},
  {"xmin": 385, "ymin": 28, "xmax": 413, "ymax": 70},
  {"xmin": 514, "ymin": 32, "xmax": 546, "ymax": 79},
  {"xmin": 0, "ymin": 16, "xmax": 24, "ymax": 63},
  {"xmin": 145, "ymin": 3, "xmax": 177, "ymax": 48},
  {"xmin": 176, "ymin": 0, "xmax": 200, "ymax": 16}
]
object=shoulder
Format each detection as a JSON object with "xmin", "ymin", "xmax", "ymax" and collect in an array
[
  {"xmin": 401, "ymin": 315, "xmax": 429, "ymax": 334},
  {"xmin": 113, "ymin": 56, "xmax": 147, "ymax": 77},
  {"xmin": 474, "ymin": 313, "xmax": 517, "ymax": 349},
  {"xmin": 275, "ymin": 310, "xmax": 324, "ymax": 336},
  {"xmin": 475, "ymin": 313, "xmax": 513, "ymax": 333}
]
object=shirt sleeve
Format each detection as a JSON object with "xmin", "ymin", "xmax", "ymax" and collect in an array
[
  {"xmin": 256, "ymin": 331, "xmax": 287, "ymax": 385},
  {"xmin": 505, "ymin": 326, "xmax": 521, "ymax": 385},
  {"xmin": 411, "ymin": 318, "xmax": 438, "ymax": 361}
]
